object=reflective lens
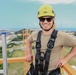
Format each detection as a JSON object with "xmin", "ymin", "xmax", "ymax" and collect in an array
[{"xmin": 39, "ymin": 17, "xmax": 53, "ymax": 22}]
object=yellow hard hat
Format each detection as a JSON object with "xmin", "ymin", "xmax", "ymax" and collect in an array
[{"xmin": 38, "ymin": 4, "xmax": 55, "ymax": 18}]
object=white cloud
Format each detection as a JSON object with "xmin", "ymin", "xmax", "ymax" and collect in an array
[
  {"xmin": 42, "ymin": 0, "xmax": 76, "ymax": 4},
  {"xmin": 16, "ymin": 0, "xmax": 76, "ymax": 4}
]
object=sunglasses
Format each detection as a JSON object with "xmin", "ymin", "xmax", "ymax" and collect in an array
[{"xmin": 39, "ymin": 17, "xmax": 54, "ymax": 22}]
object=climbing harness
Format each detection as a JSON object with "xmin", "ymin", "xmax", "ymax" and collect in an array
[{"xmin": 27, "ymin": 29, "xmax": 60, "ymax": 75}]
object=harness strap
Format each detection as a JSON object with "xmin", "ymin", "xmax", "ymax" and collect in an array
[
  {"xmin": 44, "ymin": 30, "xmax": 58, "ymax": 75},
  {"xmin": 35, "ymin": 29, "xmax": 58, "ymax": 75},
  {"xmin": 35, "ymin": 30, "xmax": 42, "ymax": 75}
]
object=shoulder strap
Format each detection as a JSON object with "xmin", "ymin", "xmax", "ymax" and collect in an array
[
  {"xmin": 35, "ymin": 30, "xmax": 42, "ymax": 60},
  {"xmin": 47, "ymin": 29, "xmax": 58, "ymax": 49},
  {"xmin": 35, "ymin": 30, "xmax": 42, "ymax": 75},
  {"xmin": 44, "ymin": 29, "xmax": 58, "ymax": 75}
]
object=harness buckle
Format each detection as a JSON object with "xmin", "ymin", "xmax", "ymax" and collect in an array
[
  {"xmin": 36, "ymin": 41, "xmax": 41, "ymax": 49},
  {"xmin": 47, "ymin": 38, "xmax": 54, "ymax": 49}
]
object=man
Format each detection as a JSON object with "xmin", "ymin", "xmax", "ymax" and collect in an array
[{"xmin": 25, "ymin": 4, "xmax": 76, "ymax": 75}]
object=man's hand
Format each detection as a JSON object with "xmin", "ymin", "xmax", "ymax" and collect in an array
[
  {"xmin": 55, "ymin": 57, "xmax": 68, "ymax": 68},
  {"xmin": 25, "ymin": 54, "xmax": 33, "ymax": 62}
]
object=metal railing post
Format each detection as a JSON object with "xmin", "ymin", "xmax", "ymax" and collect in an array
[{"xmin": 1, "ymin": 32, "xmax": 8, "ymax": 75}]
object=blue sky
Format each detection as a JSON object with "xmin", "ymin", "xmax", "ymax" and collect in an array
[{"xmin": 0, "ymin": 0, "xmax": 76, "ymax": 30}]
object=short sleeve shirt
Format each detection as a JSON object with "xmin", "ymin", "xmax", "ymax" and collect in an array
[{"xmin": 27, "ymin": 30, "xmax": 76, "ymax": 71}]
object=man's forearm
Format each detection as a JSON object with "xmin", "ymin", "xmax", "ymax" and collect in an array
[{"xmin": 26, "ymin": 39, "xmax": 32, "ymax": 54}]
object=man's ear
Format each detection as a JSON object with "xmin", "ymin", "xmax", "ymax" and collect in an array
[
  {"xmin": 53, "ymin": 17, "xmax": 55, "ymax": 24},
  {"xmin": 53, "ymin": 17, "xmax": 55, "ymax": 20}
]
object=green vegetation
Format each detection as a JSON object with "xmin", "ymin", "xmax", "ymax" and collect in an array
[
  {"xmin": 8, "ymin": 62, "xmax": 24, "ymax": 75},
  {"xmin": 0, "ymin": 47, "xmax": 2, "ymax": 54},
  {"xmin": 14, "ymin": 29, "xmax": 33, "ymax": 35},
  {"xmin": 7, "ymin": 43, "xmax": 17, "ymax": 48},
  {"xmin": 74, "ymin": 32, "xmax": 76, "ymax": 36},
  {"xmin": 11, "ymin": 35, "xmax": 23, "ymax": 41},
  {"xmin": 63, "ymin": 47, "xmax": 76, "ymax": 66},
  {"xmin": 14, "ymin": 29, "xmax": 24, "ymax": 34},
  {"xmin": 0, "ymin": 49, "xmax": 25, "ymax": 75},
  {"xmin": 8, "ymin": 50, "xmax": 24, "ymax": 75}
]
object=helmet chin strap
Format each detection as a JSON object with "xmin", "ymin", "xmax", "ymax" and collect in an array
[{"xmin": 39, "ymin": 21, "xmax": 54, "ymax": 31}]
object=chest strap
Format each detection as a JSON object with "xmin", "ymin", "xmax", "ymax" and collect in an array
[
  {"xmin": 44, "ymin": 30, "xmax": 58, "ymax": 75},
  {"xmin": 35, "ymin": 29, "xmax": 58, "ymax": 75}
]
